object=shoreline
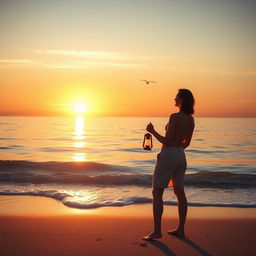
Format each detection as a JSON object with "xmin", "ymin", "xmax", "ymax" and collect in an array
[
  {"xmin": 1, "ymin": 195, "xmax": 256, "ymax": 256},
  {"xmin": 0, "ymin": 195, "xmax": 256, "ymax": 218}
]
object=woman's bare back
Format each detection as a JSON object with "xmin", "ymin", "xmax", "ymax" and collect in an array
[{"xmin": 164, "ymin": 112, "xmax": 194, "ymax": 148}]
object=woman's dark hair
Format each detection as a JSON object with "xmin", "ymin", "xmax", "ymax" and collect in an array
[{"xmin": 177, "ymin": 89, "xmax": 195, "ymax": 114}]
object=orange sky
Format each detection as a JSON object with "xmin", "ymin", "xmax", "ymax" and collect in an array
[{"xmin": 1, "ymin": 0, "xmax": 256, "ymax": 117}]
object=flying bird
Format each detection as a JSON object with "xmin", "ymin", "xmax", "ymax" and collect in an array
[{"xmin": 140, "ymin": 79, "xmax": 157, "ymax": 85}]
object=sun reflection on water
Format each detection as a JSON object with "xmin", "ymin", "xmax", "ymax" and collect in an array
[
  {"xmin": 72, "ymin": 152, "xmax": 87, "ymax": 162},
  {"xmin": 72, "ymin": 116, "xmax": 86, "ymax": 162},
  {"xmin": 74, "ymin": 141, "xmax": 85, "ymax": 148},
  {"xmin": 63, "ymin": 190, "xmax": 98, "ymax": 204},
  {"xmin": 74, "ymin": 116, "xmax": 85, "ymax": 140}
]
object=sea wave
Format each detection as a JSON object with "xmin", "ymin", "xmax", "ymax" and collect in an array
[
  {"xmin": 185, "ymin": 171, "xmax": 256, "ymax": 188},
  {"xmin": 0, "ymin": 160, "xmax": 255, "ymax": 188},
  {"xmin": 0, "ymin": 160, "xmax": 127, "ymax": 172}
]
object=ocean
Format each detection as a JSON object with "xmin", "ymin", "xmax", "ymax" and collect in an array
[{"xmin": 0, "ymin": 116, "xmax": 255, "ymax": 209}]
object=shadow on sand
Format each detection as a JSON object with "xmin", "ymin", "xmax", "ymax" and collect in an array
[
  {"xmin": 149, "ymin": 240, "xmax": 176, "ymax": 256},
  {"xmin": 148, "ymin": 236, "xmax": 212, "ymax": 256},
  {"xmin": 170, "ymin": 235, "xmax": 212, "ymax": 256}
]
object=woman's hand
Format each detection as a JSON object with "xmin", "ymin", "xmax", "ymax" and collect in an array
[{"xmin": 146, "ymin": 122, "xmax": 155, "ymax": 133}]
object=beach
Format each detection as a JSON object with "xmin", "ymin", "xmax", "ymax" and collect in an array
[{"xmin": 0, "ymin": 196, "xmax": 256, "ymax": 256}]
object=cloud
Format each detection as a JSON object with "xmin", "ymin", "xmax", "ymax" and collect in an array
[
  {"xmin": 0, "ymin": 59, "xmax": 44, "ymax": 65},
  {"xmin": 0, "ymin": 49, "xmax": 145, "ymax": 69},
  {"xmin": 33, "ymin": 49, "xmax": 110, "ymax": 58},
  {"xmin": 246, "ymin": 72, "xmax": 256, "ymax": 76},
  {"xmin": 0, "ymin": 58, "xmax": 138, "ymax": 69},
  {"xmin": 33, "ymin": 49, "xmax": 150, "ymax": 61},
  {"xmin": 48, "ymin": 60, "xmax": 137, "ymax": 69}
]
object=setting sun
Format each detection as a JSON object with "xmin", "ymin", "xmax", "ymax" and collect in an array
[{"xmin": 74, "ymin": 103, "xmax": 86, "ymax": 114}]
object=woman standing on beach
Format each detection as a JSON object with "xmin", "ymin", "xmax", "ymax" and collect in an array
[{"xmin": 143, "ymin": 89, "xmax": 195, "ymax": 240}]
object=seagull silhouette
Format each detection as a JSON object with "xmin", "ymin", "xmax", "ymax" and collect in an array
[{"xmin": 140, "ymin": 79, "xmax": 157, "ymax": 85}]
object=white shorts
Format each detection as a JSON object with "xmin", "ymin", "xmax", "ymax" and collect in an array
[{"xmin": 153, "ymin": 147, "xmax": 187, "ymax": 188}]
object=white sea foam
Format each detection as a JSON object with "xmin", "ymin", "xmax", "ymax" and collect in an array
[{"xmin": 0, "ymin": 184, "xmax": 255, "ymax": 209}]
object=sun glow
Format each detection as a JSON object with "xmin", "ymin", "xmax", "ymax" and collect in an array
[{"xmin": 74, "ymin": 103, "xmax": 86, "ymax": 114}]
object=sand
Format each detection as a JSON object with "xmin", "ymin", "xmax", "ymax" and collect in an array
[{"xmin": 0, "ymin": 196, "xmax": 256, "ymax": 256}]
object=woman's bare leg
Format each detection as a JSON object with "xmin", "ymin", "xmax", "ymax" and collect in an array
[
  {"xmin": 142, "ymin": 187, "xmax": 164, "ymax": 240},
  {"xmin": 168, "ymin": 186, "xmax": 187, "ymax": 237},
  {"xmin": 153, "ymin": 187, "xmax": 164, "ymax": 233}
]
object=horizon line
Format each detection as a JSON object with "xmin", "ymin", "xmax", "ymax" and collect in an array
[{"xmin": 0, "ymin": 114, "xmax": 255, "ymax": 118}]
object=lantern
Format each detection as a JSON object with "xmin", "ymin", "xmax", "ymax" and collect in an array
[{"xmin": 143, "ymin": 133, "xmax": 153, "ymax": 150}]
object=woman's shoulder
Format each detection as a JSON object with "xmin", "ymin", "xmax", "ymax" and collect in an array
[
  {"xmin": 169, "ymin": 112, "xmax": 179, "ymax": 118},
  {"xmin": 170, "ymin": 112, "xmax": 194, "ymax": 123},
  {"xmin": 170, "ymin": 112, "xmax": 189, "ymax": 118}
]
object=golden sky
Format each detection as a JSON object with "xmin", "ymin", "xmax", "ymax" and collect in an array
[{"xmin": 1, "ymin": 0, "xmax": 255, "ymax": 117}]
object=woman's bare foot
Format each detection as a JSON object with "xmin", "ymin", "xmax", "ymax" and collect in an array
[
  {"xmin": 142, "ymin": 232, "xmax": 162, "ymax": 241},
  {"xmin": 167, "ymin": 229, "xmax": 185, "ymax": 238}
]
